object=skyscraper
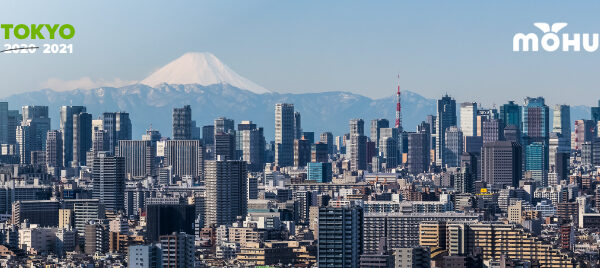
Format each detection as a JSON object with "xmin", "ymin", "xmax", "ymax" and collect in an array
[
  {"xmin": 102, "ymin": 112, "xmax": 132, "ymax": 154},
  {"xmin": 318, "ymin": 205, "xmax": 363, "ymax": 268},
  {"xmin": 172, "ymin": 105, "xmax": 192, "ymax": 140},
  {"xmin": 526, "ymin": 142, "xmax": 548, "ymax": 186},
  {"xmin": 460, "ymin": 102, "xmax": 477, "ymax": 137},
  {"xmin": 482, "ymin": 118, "xmax": 505, "ymax": 144},
  {"xmin": 371, "ymin": 119, "xmax": 390, "ymax": 149},
  {"xmin": 72, "ymin": 112, "xmax": 92, "ymax": 166},
  {"xmin": 45, "ymin": 130, "xmax": 63, "ymax": 169},
  {"xmin": 60, "ymin": 106, "xmax": 86, "ymax": 165},
  {"xmin": 500, "ymin": 101, "xmax": 522, "ymax": 131},
  {"xmin": 294, "ymin": 111, "xmax": 302, "ymax": 139},
  {"xmin": 205, "ymin": 159, "xmax": 247, "ymax": 227},
  {"xmin": 348, "ymin": 119, "xmax": 367, "ymax": 171},
  {"xmin": 214, "ymin": 132, "xmax": 236, "ymax": 160},
  {"xmin": 481, "ymin": 141, "xmax": 522, "ymax": 189},
  {"xmin": 591, "ymin": 100, "xmax": 600, "ymax": 124},
  {"xmin": 202, "ymin": 125, "xmax": 215, "ymax": 146},
  {"xmin": 275, "ymin": 103, "xmax": 295, "ymax": 167},
  {"xmin": 91, "ymin": 152, "xmax": 126, "ymax": 212},
  {"xmin": 444, "ymin": 126, "xmax": 463, "ymax": 167},
  {"xmin": 117, "ymin": 140, "xmax": 156, "ymax": 178},
  {"xmin": 320, "ymin": 132, "xmax": 334, "ymax": 154},
  {"xmin": 436, "ymin": 95, "xmax": 457, "ymax": 167},
  {"xmin": 21, "ymin": 106, "xmax": 51, "ymax": 151},
  {"xmin": 408, "ymin": 132, "xmax": 430, "ymax": 174},
  {"xmin": 574, "ymin": 119, "xmax": 595, "ymax": 150},
  {"xmin": 553, "ymin": 104, "xmax": 571, "ymax": 148},
  {"xmin": 294, "ymin": 138, "xmax": 311, "ymax": 168},
  {"xmin": 241, "ymin": 126, "xmax": 265, "ymax": 172},
  {"xmin": 0, "ymin": 102, "xmax": 8, "ymax": 144},
  {"xmin": 522, "ymin": 97, "xmax": 550, "ymax": 143},
  {"xmin": 16, "ymin": 125, "xmax": 32, "ymax": 164},
  {"xmin": 379, "ymin": 137, "xmax": 398, "ymax": 170},
  {"xmin": 163, "ymin": 140, "xmax": 203, "ymax": 178}
]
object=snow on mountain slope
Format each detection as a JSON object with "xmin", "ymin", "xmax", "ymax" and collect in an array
[{"xmin": 140, "ymin": 52, "xmax": 271, "ymax": 94}]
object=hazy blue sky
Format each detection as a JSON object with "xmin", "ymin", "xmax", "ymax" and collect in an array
[{"xmin": 1, "ymin": 1, "xmax": 600, "ymax": 106}]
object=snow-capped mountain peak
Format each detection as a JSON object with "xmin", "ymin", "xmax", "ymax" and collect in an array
[{"xmin": 140, "ymin": 52, "xmax": 271, "ymax": 94}]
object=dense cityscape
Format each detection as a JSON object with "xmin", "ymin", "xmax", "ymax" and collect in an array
[{"xmin": 0, "ymin": 88, "xmax": 598, "ymax": 268}]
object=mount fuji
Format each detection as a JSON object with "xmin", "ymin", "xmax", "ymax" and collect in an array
[{"xmin": 140, "ymin": 52, "xmax": 271, "ymax": 94}]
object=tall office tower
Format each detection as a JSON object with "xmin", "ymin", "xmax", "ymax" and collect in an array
[
  {"xmin": 72, "ymin": 112, "xmax": 92, "ymax": 166},
  {"xmin": 214, "ymin": 117, "xmax": 235, "ymax": 135},
  {"xmin": 275, "ymin": 103, "xmax": 295, "ymax": 167},
  {"xmin": 60, "ymin": 106, "xmax": 86, "ymax": 165},
  {"xmin": 553, "ymin": 104, "xmax": 571, "ymax": 148},
  {"xmin": 320, "ymin": 132, "xmax": 334, "ymax": 154},
  {"xmin": 408, "ymin": 132, "xmax": 429, "ymax": 174},
  {"xmin": 7, "ymin": 109, "xmax": 21, "ymax": 145},
  {"xmin": 91, "ymin": 152, "xmax": 126, "ymax": 212},
  {"xmin": 294, "ymin": 111, "xmax": 302, "ymax": 139},
  {"xmin": 236, "ymin": 121, "xmax": 257, "ymax": 160},
  {"xmin": 379, "ymin": 137, "xmax": 398, "ymax": 169},
  {"xmin": 444, "ymin": 126, "xmax": 463, "ymax": 167},
  {"xmin": 146, "ymin": 204, "xmax": 195, "ymax": 242},
  {"xmin": 302, "ymin": 131, "xmax": 315, "ymax": 144},
  {"xmin": 0, "ymin": 102, "xmax": 8, "ymax": 144},
  {"xmin": 426, "ymin": 115, "xmax": 437, "ymax": 156},
  {"xmin": 102, "ymin": 112, "xmax": 132, "ymax": 154},
  {"xmin": 202, "ymin": 125, "xmax": 215, "ymax": 146},
  {"xmin": 16, "ymin": 125, "xmax": 32, "ymax": 164},
  {"xmin": 172, "ymin": 105, "xmax": 192, "ymax": 140},
  {"xmin": 526, "ymin": 142, "xmax": 548, "ymax": 186},
  {"xmin": 205, "ymin": 160, "xmax": 247, "ymax": 227},
  {"xmin": 482, "ymin": 141, "xmax": 522, "ymax": 189},
  {"xmin": 241, "ymin": 127, "xmax": 265, "ymax": 172},
  {"xmin": 117, "ymin": 140, "xmax": 156, "ymax": 178},
  {"xmin": 456, "ymin": 152, "xmax": 477, "ymax": 193},
  {"xmin": 592, "ymin": 100, "xmax": 600, "ymax": 124},
  {"xmin": 522, "ymin": 97, "xmax": 550, "ymax": 143},
  {"xmin": 574, "ymin": 119, "xmax": 596, "ymax": 150},
  {"xmin": 318, "ymin": 206, "xmax": 363, "ymax": 268},
  {"xmin": 348, "ymin": 119, "xmax": 367, "ymax": 171},
  {"xmin": 159, "ymin": 232, "xmax": 195, "ymax": 268},
  {"xmin": 482, "ymin": 118, "xmax": 505, "ymax": 144},
  {"xmin": 436, "ymin": 95, "xmax": 457, "ymax": 167},
  {"xmin": 128, "ymin": 245, "xmax": 163, "ymax": 268},
  {"xmin": 549, "ymin": 133, "xmax": 570, "ymax": 183},
  {"xmin": 503, "ymin": 125, "xmax": 521, "ymax": 144},
  {"xmin": 311, "ymin": 142, "xmax": 328, "ymax": 163},
  {"xmin": 190, "ymin": 120, "xmax": 201, "ymax": 140},
  {"xmin": 21, "ymin": 106, "xmax": 51, "ymax": 151},
  {"xmin": 163, "ymin": 140, "xmax": 203, "ymax": 178},
  {"xmin": 460, "ymin": 102, "xmax": 478, "ymax": 137},
  {"xmin": 500, "ymin": 101, "xmax": 522, "ymax": 131},
  {"xmin": 45, "ymin": 130, "xmax": 63, "ymax": 169},
  {"xmin": 371, "ymin": 119, "xmax": 390, "ymax": 149},
  {"xmin": 92, "ymin": 130, "xmax": 108, "ymax": 153},
  {"xmin": 214, "ymin": 132, "xmax": 236, "ymax": 160},
  {"xmin": 294, "ymin": 138, "xmax": 311, "ymax": 167}
]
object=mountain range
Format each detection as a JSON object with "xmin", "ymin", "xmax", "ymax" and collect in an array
[{"xmin": 1, "ymin": 52, "xmax": 594, "ymax": 140}]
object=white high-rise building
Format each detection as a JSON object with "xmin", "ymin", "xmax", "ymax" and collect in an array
[{"xmin": 460, "ymin": 102, "xmax": 477, "ymax": 137}]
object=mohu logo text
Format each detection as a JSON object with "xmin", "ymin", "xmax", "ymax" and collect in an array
[{"xmin": 513, "ymin": 23, "xmax": 599, "ymax": 52}]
